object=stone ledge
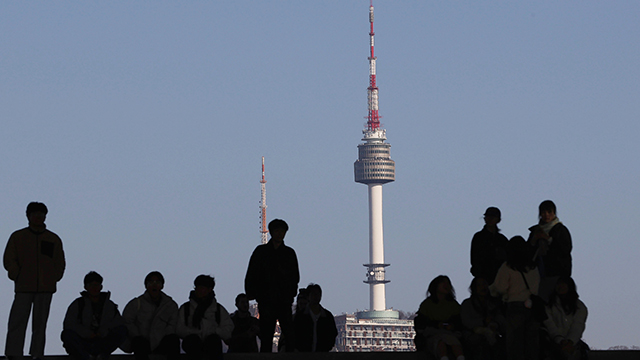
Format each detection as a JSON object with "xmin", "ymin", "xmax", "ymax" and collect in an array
[{"xmin": 2, "ymin": 351, "xmax": 639, "ymax": 360}]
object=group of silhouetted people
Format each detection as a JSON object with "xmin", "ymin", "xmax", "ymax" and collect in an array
[
  {"xmin": 414, "ymin": 201, "xmax": 588, "ymax": 360},
  {"xmin": 4, "ymin": 200, "xmax": 588, "ymax": 360},
  {"xmin": 4, "ymin": 202, "xmax": 339, "ymax": 360}
]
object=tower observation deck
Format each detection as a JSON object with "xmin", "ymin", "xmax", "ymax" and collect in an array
[{"xmin": 354, "ymin": 3, "xmax": 396, "ymax": 317}]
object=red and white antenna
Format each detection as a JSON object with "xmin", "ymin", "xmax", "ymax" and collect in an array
[
  {"xmin": 366, "ymin": 0, "xmax": 381, "ymax": 131},
  {"xmin": 260, "ymin": 156, "xmax": 268, "ymax": 244}
]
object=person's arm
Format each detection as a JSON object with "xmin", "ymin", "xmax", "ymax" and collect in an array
[
  {"xmin": 216, "ymin": 305, "xmax": 235, "ymax": 341},
  {"xmin": 489, "ymin": 263, "xmax": 509, "ymax": 299},
  {"xmin": 543, "ymin": 303, "xmax": 565, "ymax": 344},
  {"xmin": 3, "ymin": 235, "xmax": 20, "ymax": 280},
  {"xmin": 244, "ymin": 249, "xmax": 260, "ymax": 300},
  {"xmin": 63, "ymin": 298, "xmax": 94, "ymax": 338},
  {"xmin": 176, "ymin": 303, "xmax": 198, "ymax": 338},
  {"xmin": 53, "ymin": 234, "xmax": 65, "ymax": 282},
  {"xmin": 470, "ymin": 233, "xmax": 482, "ymax": 277},
  {"xmin": 567, "ymin": 300, "xmax": 588, "ymax": 345},
  {"xmin": 122, "ymin": 298, "xmax": 141, "ymax": 339},
  {"xmin": 460, "ymin": 299, "xmax": 484, "ymax": 331},
  {"xmin": 162, "ymin": 300, "xmax": 179, "ymax": 336},
  {"xmin": 100, "ymin": 299, "xmax": 124, "ymax": 337},
  {"xmin": 552, "ymin": 225, "xmax": 573, "ymax": 256}
]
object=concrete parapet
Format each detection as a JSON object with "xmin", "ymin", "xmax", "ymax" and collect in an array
[{"xmin": 2, "ymin": 351, "xmax": 639, "ymax": 360}]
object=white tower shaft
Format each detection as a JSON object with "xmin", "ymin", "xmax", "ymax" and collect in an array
[{"xmin": 368, "ymin": 184, "xmax": 386, "ymax": 311}]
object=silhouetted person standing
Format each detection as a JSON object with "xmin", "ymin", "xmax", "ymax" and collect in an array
[
  {"xmin": 470, "ymin": 207, "xmax": 508, "ymax": 284},
  {"xmin": 527, "ymin": 200, "xmax": 572, "ymax": 301},
  {"xmin": 245, "ymin": 219, "xmax": 300, "ymax": 352},
  {"xmin": 4, "ymin": 202, "xmax": 66, "ymax": 360}
]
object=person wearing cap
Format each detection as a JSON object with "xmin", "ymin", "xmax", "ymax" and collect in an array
[
  {"xmin": 470, "ymin": 207, "xmax": 509, "ymax": 284},
  {"xmin": 4, "ymin": 202, "xmax": 66, "ymax": 360}
]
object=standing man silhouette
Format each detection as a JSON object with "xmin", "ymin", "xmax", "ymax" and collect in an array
[
  {"xmin": 4, "ymin": 202, "xmax": 66, "ymax": 360},
  {"xmin": 244, "ymin": 219, "xmax": 299, "ymax": 352}
]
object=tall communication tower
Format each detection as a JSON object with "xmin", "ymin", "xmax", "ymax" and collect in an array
[
  {"xmin": 260, "ymin": 156, "xmax": 268, "ymax": 244},
  {"xmin": 354, "ymin": 2, "xmax": 396, "ymax": 316}
]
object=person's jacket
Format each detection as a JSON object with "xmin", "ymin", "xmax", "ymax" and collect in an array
[
  {"xmin": 244, "ymin": 240, "xmax": 299, "ymax": 305},
  {"xmin": 293, "ymin": 305, "xmax": 338, "ymax": 352},
  {"xmin": 544, "ymin": 298, "xmax": 587, "ymax": 345},
  {"xmin": 177, "ymin": 293, "xmax": 233, "ymax": 341},
  {"xmin": 528, "ymin": 222, "xmax": 572, "ymax": 277},
  {"xmin": 63, "ymin": 291, "xmax": 125, "ymax": 339},
  {"xmin": 3, "ymin": 226, "xmax": 65, "ymax": 293},
  {"xmin": 121, "ymin": 291, "xmax": 178, "ymax": 352}
]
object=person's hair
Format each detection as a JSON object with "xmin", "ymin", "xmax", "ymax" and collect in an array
[
  {"xmin": 144, "ymin": 271, "xmax": 164, "ymax": 286},
  {"xmin": 268, "ymin": 219, "xmax": 289, "ymax": 233},
  {"xmin": 235, "ymin": 293, "xmax": 248, "ymax": 304},
  {"xmin": 26, "ymin": 202, "xmax": 48, "ymax": 217},
  {"xmin": 194, "ymin": 274, "xmax": 215, "ymax": 289},
  {"xmin": 468, "ymin": 277, "xmax": 487, "ymax": 297},
  {"xmin": 297, "ymin": 287, "xmax": 309, "ymax": 301},
  {"xmin": 548, "ymin": 276, "xmax": 580, "ymax": 315},
  {"xmin": 84, "ymin": 271, "xmax": 103, "ymax": 286},
  {"xmin": 307, "ymin": 283, "xmax": 322, "ymax": 296},
  {"xmin": 506, "ymin": 236, "xmax": 535, "ymax": 272},
  {"xmin": 538, "ymin": 200, "xmax": 557, "ymax": 217},
  {"xmin": 426, "ymin": 275, "xmax": 455, "ymax": 303}
]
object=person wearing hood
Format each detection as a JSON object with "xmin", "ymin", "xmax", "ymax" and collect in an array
[
  {"xmin": 177, "ymin": 275, "xmax": 233, "ymax": 360},
  {"xmin": 4, "ymin": 202, "xmax": 66, "ymax": 360},
  {"xmin": 61, "ymin": 271, "xmax": 127, "ymax": 360},
  {"xmin": 120, "ymin": 271, "xmax": 179, "ymax": 360}
]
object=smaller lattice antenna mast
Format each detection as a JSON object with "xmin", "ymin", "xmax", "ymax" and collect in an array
[{"xmin": 260, "ymin": 156, "xmax": 268, "ymax": 244}]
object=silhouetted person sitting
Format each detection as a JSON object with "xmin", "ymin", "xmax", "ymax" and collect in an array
[
  {"xmin": 293, "ymin": 284, "xmax": 338, "ymax": 352},
  {"xmin": 414, "ymin": 275, "xmax": 465, "ymax": 360},
  {"xmin": 120, "ymin": 271, "xmax": 179, "ymax": 360},
  {"xmin": 470, "ymin": 207, "xmax": 508, "ymax": 284},
  {"xmin": 244, "ymin": 219, "xmax": 299, "ymax": 352},
  {"xmin": 177, "ymin": 275, "xmax": 233, "ymax": 360},
  {"xmin": 225, "ymin": 293, "xmax": 260, "ymax": 353},
  {"xmin": 460, "ymin": 277, "xmax": 505, "ymax": 360},
  {"xmin": 61, "ymin": 271, "xmax": 127, "ymax": 360},
  {"xmin": 542, "ymin": 277, "xmax": 588, "ymax": 360}
]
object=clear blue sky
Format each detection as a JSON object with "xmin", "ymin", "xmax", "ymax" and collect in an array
[{"xmin": 1, "ymin": 1, "xmax": 639, "ymax": 352}]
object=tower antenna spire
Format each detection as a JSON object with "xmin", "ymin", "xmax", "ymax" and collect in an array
[
  {"xmin": 260, "ymin": 156, "xmax": 268, "ymax": 244},
  {"xmin": 367, "ymin": 1, "xmax": 380, "ymax": 131}
]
